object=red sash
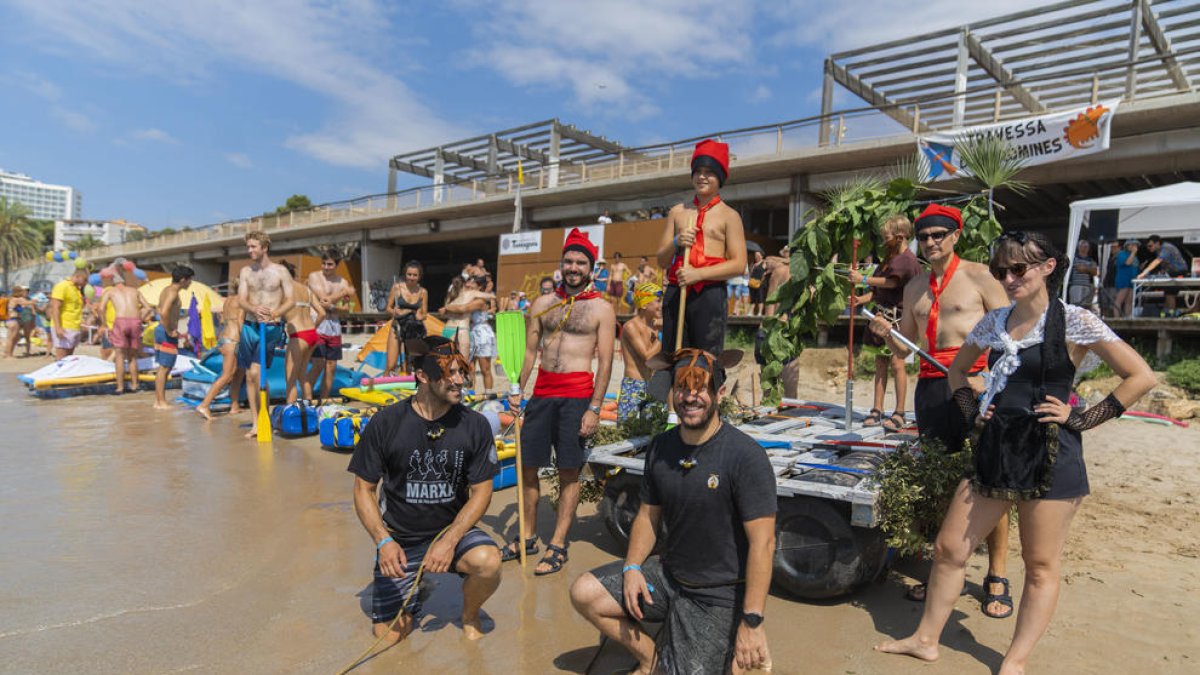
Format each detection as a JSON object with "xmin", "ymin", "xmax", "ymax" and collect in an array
[
  {"xmin": 667, "ymin": 195, "xmax": 727, "ymax": 293},
  {"xmin": 533, "ymin": 368, "xmax": 595, "ymax": 399},
  {"xmin": 918, "ymin": 346, "xmax": 989, "ymax": 380},
  {"xmin": 556, "ymin": 285, "xmax": 601, "ymax": 302}
]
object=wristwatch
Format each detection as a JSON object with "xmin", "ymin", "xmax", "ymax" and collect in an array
[
  {"xmin": 741, "ymin": 612, "xmax": 764, "ymax": 628},
  {"xmin": 588, "ymin": 404, "xmax": 601, "ymax": 415}
]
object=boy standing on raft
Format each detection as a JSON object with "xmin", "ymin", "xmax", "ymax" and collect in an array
[
  {"xmin": 617, "ymin": 282, "xmax": 662, "ymax": 423},
  {"xmin": 100, "ymin": 273, "xmax": 152, "ymax": 394},
  {"xmin": 506, "ymin": 228, "xmax": 616, "ymax": 576},
  {"xmin": 868, "ymin": 204, "xmax": 1014, "ymax": 617},
  {"xmin": 571, "ymin": 348, "xmax": 775, "ymax": 675},
  {"xmin": 153, "ymin": 266, "xmax": 194, "ymax": 410},
  {"xmin": 655, "ymin": 139, "xmax": 747, "ymax": 355},
  {"xmin": 349, "ymin": 335, "xmax": 501, "ymax": 644},
  {"xmin": 237, "ymin": 231, "xmax": 294, "ymax": 438}
]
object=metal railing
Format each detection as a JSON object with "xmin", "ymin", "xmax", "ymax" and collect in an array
[{"xmin": 70, "ymin": 51, "xmax": 1194, "ymax": 263}]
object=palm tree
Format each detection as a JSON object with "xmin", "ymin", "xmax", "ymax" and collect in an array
[
  {"xmin": 72, "ymin": 234, "xmax": 104, "ymax": 251},
  {"xmin": 0, "ymin": 197, "xmax": 42, "ymax": 291}
]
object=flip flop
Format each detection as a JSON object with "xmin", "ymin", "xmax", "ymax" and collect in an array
[
  {"xmin": 863, "ymin": 408, "xmax": 884, "ymax": 427},
  {"xmin": 882, "ymin": 412, "xmax": 907, "ymax": 432},
  {"xmin": 500, "ymin": 536, "xmax": 538, "ymax": 563},
  {"xmin": 982, "ymin": 575, "xmax": 1014, "ymax": 619},
  {"xmin": 533, "ymin": 544, "xmax": 569, "ymax": 576}
]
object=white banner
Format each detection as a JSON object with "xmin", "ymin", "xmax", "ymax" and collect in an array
[
  {"xmin": 500, "ymin": 231, "xmax": 541, "ymax": 256},
  {"xmin": 918, "ymin": 100, "xmax": 1120, "ymax": 181},
  {"xmin": 565, "ymin": 224, "xmax": 605, "ymax": 260}
]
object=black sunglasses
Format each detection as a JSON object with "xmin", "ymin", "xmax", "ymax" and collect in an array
[
  {"xmin": 916, "ymin": 229, "xmax": 952, "ymax": 243},
  {"xmin": 990, "ymin": 261, "xmax": 1044, "ymax": 281}
]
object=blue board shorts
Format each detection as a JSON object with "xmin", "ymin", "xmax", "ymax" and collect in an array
[
  {"xmin": 154, "ymin": 324, "xmax": 178, "ymax": 368},
  {"xmin": 238, "ymin": 321, "xmax": 285, "ymax": 369},
  {"xmin": 370, "ymin": 527, "xmax": 497, "ymax": 622}
]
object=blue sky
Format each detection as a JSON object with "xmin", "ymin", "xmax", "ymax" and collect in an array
[{"xmin": 0, "ymin": 1, "xmax": 1041, "ymax": 230}]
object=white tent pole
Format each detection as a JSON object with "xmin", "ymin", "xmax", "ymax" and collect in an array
[{"xmin": 1064, "ymin": 203, "xmax": 1086, "ymax": 301}]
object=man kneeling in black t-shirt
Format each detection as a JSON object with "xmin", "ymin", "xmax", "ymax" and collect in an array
[
  {"xmin": 348, "ymin": 335, "xmax": 501, "ymax": 644},
  {"xmin": 570, "ymin": 349, "xmax": 777, "ymax": 674}
]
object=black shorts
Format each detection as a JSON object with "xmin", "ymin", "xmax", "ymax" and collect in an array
[
  {"xmin": 593, "ymin": 556, "xmax": 738, "ymax": 675},
  {"xmin": 915, "ymin": 377, "xmax": 964, "ymax": 453},
  {"xmin": 661, "ymin": 283, "xmax": 726, "ymax": 355},
  {"xmin": 749, "ymin": 284, "xmax": 765, "ymax": 305},
  {"xmin": 520, "ymin": 397, "xmax": 590, "ymax": 469}
]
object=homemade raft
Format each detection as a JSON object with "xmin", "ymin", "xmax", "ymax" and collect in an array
[{"xmin": 588, "ymin": 399, "xmax": 917, "ymax": 600}]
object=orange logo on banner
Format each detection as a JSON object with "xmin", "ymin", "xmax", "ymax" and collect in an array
[{"xmin": 1063, "ymin": 105, "xmax": 1110, "ymax": 149}]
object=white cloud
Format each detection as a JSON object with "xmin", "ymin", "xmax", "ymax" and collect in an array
[
  {"xmin": 750, "ymin": 85, "xmax": 772, "ymax": 104},
  {"xmin": 767, "ymin": 1, "xmax": 1049, "ymax": 52},
  {"xmin": 8, "ymin": 0, "xmax": 462, "ymax": 169},
  {"xmin": 51, "ymin": 108, "xmax": 96, "ymax": 132},
  {"xmin": 6, "ymin": 70, "xmax": 97, "ymax": 132},
  {"xmin": 130, "ymin": 128, "xmax": 178, "ymax": 144},
  {"xmin": 225, "ymin": 152, "xmax": 253, "ymax": 169},
  {"xmin": 465, "ymin": 0, "xmax": 755, "ymax": 118}
]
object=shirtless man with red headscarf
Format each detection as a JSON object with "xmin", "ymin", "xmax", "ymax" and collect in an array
[
  {"xmin": 655, "ymin": 139, "xmax": 747, "ymax": 355},
  {"xmin": 869, "ymin": 204, "xmax": 1015, "ymax": 618},
  {"xmin": 505, "ymin": 228, "xmax": 616, "ymax": 576}
]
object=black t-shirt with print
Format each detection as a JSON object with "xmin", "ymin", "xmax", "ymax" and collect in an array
[
  {"xmin": 639, "ymin": 423, "xmax": 777, "ymax": 606},
  {"xmin": 348, "ymin": 399, "xmax": 498, "ymax": 545}
]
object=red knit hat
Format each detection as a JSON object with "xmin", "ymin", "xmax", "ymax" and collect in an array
[
  {"xmin": 691, "ymin": 139, "xmax": 729, "ymax": 186},
  {"xmin": 563, "ymin": 228, "xmax": 598, "ymax": 266},
  {"xmin": 914, "ymin": 203, "xmax": 963, "ymax": 231}
]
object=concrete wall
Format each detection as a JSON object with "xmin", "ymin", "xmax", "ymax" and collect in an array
[{"xmin": 360, "ymin": 242, "xmax": 404, "ymax": 312}]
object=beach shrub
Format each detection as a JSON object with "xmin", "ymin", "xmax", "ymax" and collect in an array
[
  {"xmin": 871, "ymin": 437, "xmax": 974, "ymax": 558},
  {"xmin": 1166, "ymin": 358, "xmax": 1200, "ymax": 396}
]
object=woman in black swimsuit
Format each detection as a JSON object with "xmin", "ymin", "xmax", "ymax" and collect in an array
[
  {"xmin": 385, "ymin": 261, "xmax": 428, "ymax": 375},
  {"xmin": 877, "ymin": 231, "xmax": 1155, "ymax": 674}
]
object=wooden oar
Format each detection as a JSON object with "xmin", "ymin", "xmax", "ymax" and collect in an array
[{"xmin": 674, "ymin": 212, "xmax": 698, "ymax": 351}]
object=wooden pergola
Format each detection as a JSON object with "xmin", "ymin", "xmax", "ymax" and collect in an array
[{"xmin": 820, "ymin": 0, "xmax": 1199, "ymax": 142}]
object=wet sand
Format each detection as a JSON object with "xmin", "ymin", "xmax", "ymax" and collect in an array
[{"xmin": 1, "ymin": 349, "xmax": 1197, "ymax": 674}]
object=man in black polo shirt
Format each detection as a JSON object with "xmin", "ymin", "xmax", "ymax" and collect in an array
[
  {"xmin": 570, "ymin": 348, "xmax": 777, "ymax": 674},
  {"xmin": 348, "ymin": 335, "xmax": 501, "ymax": 643}
]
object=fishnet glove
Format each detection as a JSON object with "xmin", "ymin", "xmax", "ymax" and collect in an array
[
  {"xmin": 1065, "ymin": 393, "xmax": 1126, "ymax": 432},
  {"xmin": 952, "ymin": 387, "xmax": 980, "ymax": 428}
]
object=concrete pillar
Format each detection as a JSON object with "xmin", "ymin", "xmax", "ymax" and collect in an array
[
  {"xmin": 549, "ymin": 123, "xmax": 561, "ymax": 188},
  {"xmin": 819, "ymin": 61, "xmax": 834, "ymax": 147},
  {"xmin": 360, "ymin": 236, "xmax": 404, "ymax": 313},
  {"xmin": 387, "ymin": 165, "xmax": 398, "ymax": 209},
  {"xmin": 953, "ymin": 30, "xmax": 969, "ymax": 128},
  {"xmin": 433, "ymin": 151, "xmax": 445, "ymax": 204},
  {"xmin": 185, "ymin": 256, "xmax": 223, "ymax": 287},
  {"xmin": 486, "ymin": 135, "xmax": 499, "ymax": 194},
  {"xmin": 789, "ymin": 175, "xmax": 816, "ymax": 242}
]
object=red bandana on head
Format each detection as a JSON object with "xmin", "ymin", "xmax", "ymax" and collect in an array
[{"xmin": 914, "ymin": 203, "xmax": 963, "ymax": 231}]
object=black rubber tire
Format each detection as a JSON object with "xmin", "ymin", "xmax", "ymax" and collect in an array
[
  {"xmin": 772, "ymin": 496, "xmax": 887, "ymax": 600},
  {"xmin": 599, "ymin": 472, "xmax": 643, "ymax": 547}
]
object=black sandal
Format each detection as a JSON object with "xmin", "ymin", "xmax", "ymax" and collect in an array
[
  {"xmin": 863, "ymin": 408, "xmax": 884, "ymax": 427},
  {"xmin": 533, "ymin": 544, "xmax": 569, "ymax": 576},
  {"xmin": 982, "ymin": 575, "xmax": 1014, "ymax": 619},
  {"xmin": 500, "ymin": 536, "xmax": 538, "ymax": 563},
  {"xmin": 882, "ymin": 412, "xmax": 907, "ymax": 432}
]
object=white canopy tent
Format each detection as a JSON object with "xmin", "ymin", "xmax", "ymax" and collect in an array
[{"xmin": 1065, "ymin": 182, "xmax": 1200, "ymax": 297}]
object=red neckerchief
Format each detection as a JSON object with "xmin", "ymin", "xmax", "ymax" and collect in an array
[
  {"xmin": 925, "ymin": 254, "xmax": 960, "ymax": 352},
  {"xmin": 667, "ymin": 195, "xmax": 725, "ymax": 290},
  {"xmin": 555, "ymin": 283, "xmax": 601, "ymax": 302}
]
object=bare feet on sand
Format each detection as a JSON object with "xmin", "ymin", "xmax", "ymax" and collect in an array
[
  {"xmin": 373, "ymin": 615, "xmax": 414, "ymax": 645},
  {"xmin": 229, "ymin": 406, "xmax": 243, "ymax": 415},
  {"xmin": 874, "ymin": 635, "xmax": 939, "ymax": 662},
  {"xmin": 998, "ymin": 660, "xmax": 1026, "ymax": 675},
  {"xmin": 153, "ymin": 402, "xmax": 172, "ymax": 410},
  {"xmin": 244, "ymin": 427, "xmax": 258, "ymax": 439},
  {"xmin": 196, "ymin": 406, "xmax": 213, "ymax": 421},
  {"xmin": 462, "ymin": 614, "xmax": 486, "ymax": 641}
]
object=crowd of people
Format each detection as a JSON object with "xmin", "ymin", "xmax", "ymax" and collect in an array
[{"xmin": 1071, "ymin": 234, "xmax": 1194, "ymax": 317}]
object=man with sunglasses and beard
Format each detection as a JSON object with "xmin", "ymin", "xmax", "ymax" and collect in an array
[
  {"xmin": 868, "ymin": 204, "xmax": 1015, "ymax": 618},
  {"xmin": 506, "ymin": 229, "xmax": 616, "ymax": 576},
  {"xmin": 348, "ymin": 335, "xmax": 501, "ymax": 644},
  {"xmin": 570, "ymin": 348, "xmax": 776, "ymax": 675}
]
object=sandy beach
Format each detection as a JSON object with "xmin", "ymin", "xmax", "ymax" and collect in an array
[{"xmin": 0, "ymin": 346, "xmax": 1197, "ymax": 674}]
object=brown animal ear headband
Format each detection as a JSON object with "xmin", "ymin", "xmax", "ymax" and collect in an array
[
  {"xmin": 647, "ymin": 348, "xmax": 743, "ymax": 393},
  {"xmin": 405, "ymin": 336, "xmax": 469, "ymax": 382}
]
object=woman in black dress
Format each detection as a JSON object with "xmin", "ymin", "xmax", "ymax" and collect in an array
[
  {"xmin": 877, "ymin": 231, "xmax": 1155, "ymax": 674},
  {"xmin": 385, "ymin": 261, "xmax": 427, "ymax": 375}
]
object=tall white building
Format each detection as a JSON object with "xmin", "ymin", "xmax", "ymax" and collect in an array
[
  {"xmin": 0, "ymin": 169, "xmax": 82, "ymax": 221},
  {"xmin": 54, "ymin": 219, "xmax": 145, "ymax": 249}
]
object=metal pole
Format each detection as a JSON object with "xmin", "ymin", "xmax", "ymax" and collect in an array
[{"xmin": 845, "ymin": 239, "xmax": 859, "ymax": 431}]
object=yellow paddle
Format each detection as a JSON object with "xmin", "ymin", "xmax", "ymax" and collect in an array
[{"xmin": 257, "ymin": 322, "xmax": 272, "ymax": 443}]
